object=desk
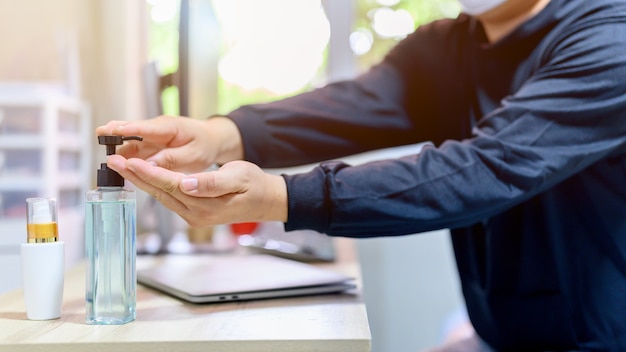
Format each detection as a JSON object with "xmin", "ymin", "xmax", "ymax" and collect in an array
[{"xmin": 0, "ymin": 238, "xmax": 371, "ymax": 352}]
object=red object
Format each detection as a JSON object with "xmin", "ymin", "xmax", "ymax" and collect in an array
[{"xmin": 230, "ymin": 222, "xmax": 259, "ymax": 236}]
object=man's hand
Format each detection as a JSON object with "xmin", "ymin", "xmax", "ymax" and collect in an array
[
  {"xmin": 107, "ymin": 155, "xmax": 287, "ymax": 228},
  {"xmin": 96, "ymin": 115, "xmax": 243, "ymax": 173}
]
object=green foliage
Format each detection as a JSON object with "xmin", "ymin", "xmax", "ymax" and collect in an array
[
  {"xmin": 354, "ymin": 0, "xmax": 460, "ymax": 70},
  {"xmin": 147, "ymin": 1, "xmax": 180, "ymax": 116},
  {"xmin": 147, "ymin": 3, "xmax": 180, "ymax": 75}
]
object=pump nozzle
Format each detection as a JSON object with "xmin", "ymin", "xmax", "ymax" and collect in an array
[
  {"xmin": 97, "ymin": 135, "xmax": 143, "ymax": 187},
  {"xmin": 98, "ymin": 135, "xmax": 143, "ymax": 155}
]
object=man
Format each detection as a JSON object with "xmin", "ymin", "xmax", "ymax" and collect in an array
[{"xmin": 97, "ymin": 0, "xmax": 626, "ymax": 349}]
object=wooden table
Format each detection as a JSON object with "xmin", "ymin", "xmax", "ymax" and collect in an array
[{"xmin": 0, "ymin": 238, "xmax": 371, "ymax": 352}]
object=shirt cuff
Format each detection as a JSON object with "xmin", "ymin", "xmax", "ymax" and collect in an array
[
  {"xmin": 226, "ymin": 106, "xmax": 273, "ymax": 165},
  {"xmin": 282, "ymin": 167, "xmax": 329, "ymax": 234}
]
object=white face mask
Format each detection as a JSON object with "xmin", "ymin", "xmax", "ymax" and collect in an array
[{"xmin": 457, "ymin": 0, "xmax": 508, "ymax": 16}]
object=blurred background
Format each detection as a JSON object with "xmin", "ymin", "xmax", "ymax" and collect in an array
[{"xmin": 0, "ymin": 0, "xmax": 464, "ymax": 350}]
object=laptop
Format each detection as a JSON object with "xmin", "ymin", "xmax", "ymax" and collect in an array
[{"xmin": 137, "ymin": 254, "xmax": 356, "ymax": 303}]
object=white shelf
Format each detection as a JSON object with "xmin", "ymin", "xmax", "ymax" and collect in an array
[
  {"xmin": 0, "ymin": 83, "xmax": 90, "ymax": 294},
  {"xmin": 0, "ymin": 135, "xmax": 42, "ymax": 149},
  {"xmin": 0, "ymin": 177, "xmax": 42, "ymax": 190},
  {"xmin": 0, "ymin": 219, "xmax": 26, "ymax": 246}
]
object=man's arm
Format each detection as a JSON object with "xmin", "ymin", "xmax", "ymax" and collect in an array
[{"xmin": 285, "ymin": 18, "xmax": 626, "ymax": 237}]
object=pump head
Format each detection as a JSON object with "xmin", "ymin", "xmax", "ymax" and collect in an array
[{"xmin": 97, "ymin": 135, "xmax": 143, "ymax": 187}]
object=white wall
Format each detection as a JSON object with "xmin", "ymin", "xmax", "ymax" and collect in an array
[{"xmin": 0, "ymin": 0, "xmax": 148, "ymax": 182}]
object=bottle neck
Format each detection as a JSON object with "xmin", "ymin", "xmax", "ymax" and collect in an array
[{"xmin": 97, "ymin": 186, "xmax": 124, "ymax": 191}]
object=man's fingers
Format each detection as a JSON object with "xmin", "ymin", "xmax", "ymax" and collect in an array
[
  {"xmin": 97, "ymin": 118, "xmax": 177, "ymax": 144},
  {"xmin": 179, "ymin": 167, "xmax": 247, "ymax": 197},
  {"xmin": 94, "ymin": 120, "xmax": 127, "ymax": 136},
  {"xmin": 124, "ymin": 158, "xmax": 182, "ymax": 195},
  {"xmin": 144, "ymin": 146, "xmax": 205, "ymax": 173},
  {"xmin": 179, "ymin": 173, "xmax": 241, "ymax": 197},
  {"xmin": 96, "ymin": 119, "xmax": 172, "ymax": 160},
  {"xmin": 106, "ymin": 155, "xmax": 188, "ymax": 213}
]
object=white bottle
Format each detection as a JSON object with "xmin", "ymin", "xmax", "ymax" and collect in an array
[{"xmin": 21, "ymin": 197, "xmax": 64, "ymax": 320}]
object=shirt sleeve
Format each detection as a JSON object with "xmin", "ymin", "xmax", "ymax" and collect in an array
[
  {"xmin": 228, "ymin": 63, "xmax": 418, "ymax": 168},
  {"xmin": 285, "ymin": 18, "xmax": 626, "ymax": 237},
  {"xmin": 226, "ymin": 19, "xmax": 462, "ymax": 168}
]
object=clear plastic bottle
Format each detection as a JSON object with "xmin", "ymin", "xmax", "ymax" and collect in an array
[{"xmin": 85, "ymin": 135, "xmax": 141, "ymax": 325}]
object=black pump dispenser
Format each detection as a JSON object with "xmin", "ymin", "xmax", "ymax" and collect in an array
[{"xmin": 97, "ymin": 135, "xmax": 143, "ymax": 187}]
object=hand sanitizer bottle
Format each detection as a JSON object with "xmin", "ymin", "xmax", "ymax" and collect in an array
[{"xmin": 85, "ymin": 135, "xmax": 142, "ymax": 325}]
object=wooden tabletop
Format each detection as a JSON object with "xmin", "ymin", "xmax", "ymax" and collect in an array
[{"xmin": 0, "ymin": 238, "xmax": 371, "ymax": 352}]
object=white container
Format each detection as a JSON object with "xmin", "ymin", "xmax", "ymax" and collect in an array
[
  {"xmin": 21, "ymin": 197, "xmax": 64, "ymax": 320},
  {"xmin": 21, "ymin": 242, "xmax": 64, "ymax": 320}
]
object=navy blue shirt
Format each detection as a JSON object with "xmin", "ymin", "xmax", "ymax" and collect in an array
[{"xmin": 229, "ymin": 0, "xmax": 626, "ymax": 349}]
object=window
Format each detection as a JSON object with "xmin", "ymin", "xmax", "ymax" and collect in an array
[{"xmin": 145, "ymin": 0, "xmax": 460, "ymax": 116}]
